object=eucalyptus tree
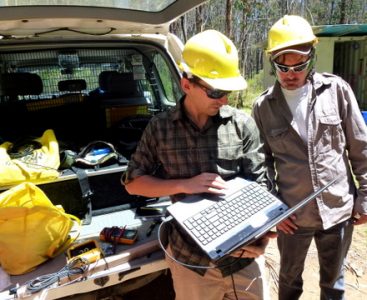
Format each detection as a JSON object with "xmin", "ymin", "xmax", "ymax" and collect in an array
[{"xmin": 170, "ymin": 0, "xmax": 366, "ymax": 82}]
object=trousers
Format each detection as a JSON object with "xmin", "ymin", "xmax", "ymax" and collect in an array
[
  {"xmin": 165, "ymin": 245, "xmax": 269, "ymax": 300},
  {"xmin": 277, "ymin": 219, "xmax": 354, "ymax": 300}
]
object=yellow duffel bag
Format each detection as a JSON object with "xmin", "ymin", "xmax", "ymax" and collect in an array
[
  {"xmin": 0, "ymin": 182, "xmax": 80, "ymax": 275},
  {"xmin": 0, "ymin": 129, "xmax": 60, "ymax": 186}
]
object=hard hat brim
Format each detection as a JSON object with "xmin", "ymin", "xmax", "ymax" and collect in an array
[
  {"xmin": 267, "ymin": 38, "xmax": 318, "ymax": 56},
  {"xmin": 271, "ymin": 47, "xmax": 312, "ymax": 60},
  {"xmin": 199, "ymin": 75, "xmax": 247, "ymax": 91}
]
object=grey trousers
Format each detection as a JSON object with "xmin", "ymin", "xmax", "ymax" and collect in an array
[{"xmin": 277, "ymin": 219, "xmax": 354, "ymax": 300}]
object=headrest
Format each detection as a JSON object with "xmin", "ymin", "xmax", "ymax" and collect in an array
[
  {"xmin": 98, "ymin": 71, "xmax": 119, "ymax": 90},
  {"xmin": 58, "ymin": 79, "xmax": 87, "ymax": 92},
  {"xmin": 107, "ymin": 72, "xmax": 140, "ymax": 96},
  {"xmin": 0, "ymin": 73, "xmax": 43, "ymax": 96}
]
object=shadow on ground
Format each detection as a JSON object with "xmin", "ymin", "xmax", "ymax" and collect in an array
[
  {"xmin": 61, "ymin": 270, "xmax": 175, "ymax": 300},
  {"xmin": 124, "ymin": 270, "xmax": 175, "ymax": 300}
]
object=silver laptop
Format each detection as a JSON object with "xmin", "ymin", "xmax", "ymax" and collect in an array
[{"xmin": 167, "ymin": 176, "xmax": 337, "ymax": 261}]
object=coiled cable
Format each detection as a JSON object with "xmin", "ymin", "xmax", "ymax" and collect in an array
[{"xmin": 25, "ymin": 257, "xmax": 90, "ymax": 294}]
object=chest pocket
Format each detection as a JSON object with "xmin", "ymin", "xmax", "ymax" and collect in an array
[
  {"xmin": 316, "ymin": 115, "xmax": 345, "ymax": 155},
  {"xmin": 266, "ymin": 126, "xmax": 298, "ymax": 154}
]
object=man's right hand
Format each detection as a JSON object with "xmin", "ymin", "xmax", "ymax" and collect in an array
[
  {"xmin": 276, "ymin": 214, "xmax": 298, "ymax": 234},
  {"xmin": 183, "ymin": 172, "xmax": 228, "ymax": 195},
  {"xmin": 125, "ymin": 173, "xmax": 227, "ymax": 198}
]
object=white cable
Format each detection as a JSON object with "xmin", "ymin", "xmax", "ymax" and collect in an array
[{"xmin": 157, "ymin": 216, "xmax": 245, "ymax": 270}]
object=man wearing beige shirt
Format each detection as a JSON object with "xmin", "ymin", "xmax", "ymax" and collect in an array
[{"xmin": 252, "ymin": 15, "xmax": 367, "ymax": 300}]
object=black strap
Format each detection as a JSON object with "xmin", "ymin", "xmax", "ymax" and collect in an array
[{"xmin": 72, "ymin": 166, "xmax": 93, "ymax": 225}]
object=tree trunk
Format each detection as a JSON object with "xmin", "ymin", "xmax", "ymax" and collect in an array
[
  {"xmin": 225, "ymin": 0, "xmax": 233, "ymax": 39},
  {"xmin": 339, "ymin": 0, "xmax": 347, "ymax": 23},
  {"xmin": 195, "ymin": 5, "xmax": 204, "ymax": 33},
  {"xmin": 180, "ymin": 15, "xmax": 188, "ymax": 43}
]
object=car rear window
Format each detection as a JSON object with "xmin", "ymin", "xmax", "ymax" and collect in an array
[{"xmin": 0, "ymin": 0, "xmax": 176, "ymax": 13}]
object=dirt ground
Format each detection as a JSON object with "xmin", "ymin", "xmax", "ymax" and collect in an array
[
  {"xmin": 123, "ymin": 224, "xmax": 367, "ymax": 300},
  {"xmin": 265, "ymin": 224, "xmax": 367, "ymax": 300}
]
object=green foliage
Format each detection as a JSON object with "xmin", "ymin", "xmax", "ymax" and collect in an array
[
  {"xmin": 227, "ymin": 70, "xmax": 265, "ymax": 114},
  {"xmin": 244, "ymin": 70, "xmax": 264, "ymax": 107}
]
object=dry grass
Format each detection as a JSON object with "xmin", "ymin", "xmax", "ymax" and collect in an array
[{"xmin": 264, "ymin": 224, "xmax": 367, "ymax": 300}]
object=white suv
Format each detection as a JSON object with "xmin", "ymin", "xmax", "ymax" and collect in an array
[{"xmin": 0, "ymin": 1, "xmax": 205, "ymax": 299}]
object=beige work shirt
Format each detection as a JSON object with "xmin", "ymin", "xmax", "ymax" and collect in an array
[{"xmin": 252, "ymin": 72, "xmax": 367, "ymax": 229}]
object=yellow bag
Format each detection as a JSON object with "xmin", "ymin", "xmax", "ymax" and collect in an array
[
  {"xmin": 0, "ymin": 182, "xmax": 80, "ymax": 275},
  {"xmin": 0, "ymin": 129, "xmax": 60, "ymax": 187}
]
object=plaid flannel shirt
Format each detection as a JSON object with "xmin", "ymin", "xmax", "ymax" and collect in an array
[{"xmin": 125, "ymin": 96, "xmax": 268, "ymax": 276}]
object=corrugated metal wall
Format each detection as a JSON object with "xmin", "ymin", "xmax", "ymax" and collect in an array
[{"xmin": 334, "ymin": 39, "xmax": 367, "ymax": 109}]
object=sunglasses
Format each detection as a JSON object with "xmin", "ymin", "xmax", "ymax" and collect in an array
[
  {"xmin": 191, "ymin": 80, "xmax": 231, "ymax": 99},
  {"xmin": 273, "ymin": 59, "xmax": 312, "ymax": 73}
]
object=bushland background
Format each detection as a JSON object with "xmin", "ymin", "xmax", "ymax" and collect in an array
[{"xmin": 170, "ymin": 0, "xmax": 366, "ymax": 109}]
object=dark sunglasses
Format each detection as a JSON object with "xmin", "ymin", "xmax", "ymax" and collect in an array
[
  {"xmin": 191, "ymin": 80, "xmax": 231, "ymax": 99},
  {"xmin": 273, "ymin": 59, "xmax": 311, "ymax": 73}
]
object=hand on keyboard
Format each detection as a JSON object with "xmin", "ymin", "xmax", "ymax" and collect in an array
[
  {"xmin": 182, "ymin": 172, "xmax": 228, "ymax": 195},
  {"xmin": 230, "ymin": 231, "xmax": 277, "ymax": 258}
]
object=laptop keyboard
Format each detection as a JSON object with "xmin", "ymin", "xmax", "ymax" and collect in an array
[{"xmin": 183, "ymin": 183, "xmax": 274, "ymax": 245}]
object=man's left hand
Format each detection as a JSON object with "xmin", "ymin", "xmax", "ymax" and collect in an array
[{"xmin": 230, "ymin": 231, "xmax": 277, "ymax": 258}]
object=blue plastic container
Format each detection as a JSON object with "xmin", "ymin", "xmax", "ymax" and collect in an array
[{"xmin": 362, "ymin": 111, "xmax": 367, "ymax": 124}]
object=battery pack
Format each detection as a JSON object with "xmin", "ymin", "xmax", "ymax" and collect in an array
[{"xmin": 66, "ymin": 239, "xmax": 102, "ymax": 263}]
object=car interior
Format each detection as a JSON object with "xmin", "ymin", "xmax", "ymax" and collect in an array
[{"xmin": 0, "ymin": 40, "xmax": 183, "ymax": 220}]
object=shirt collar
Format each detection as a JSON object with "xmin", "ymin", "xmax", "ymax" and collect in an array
[
  {"xmin": 171, "ymin": 96, "xmax": 185, "ymax": 122},
  {"xmin": 312, "ymin": 72, "xmax": 332, "ymax": 90}
]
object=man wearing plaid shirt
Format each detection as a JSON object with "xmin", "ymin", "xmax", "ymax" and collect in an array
[{"xmin": 124, "ymin": 30, "xmax": 275, "ymax": 300}]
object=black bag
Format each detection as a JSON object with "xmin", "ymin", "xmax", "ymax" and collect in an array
[{"xmin": 56, "ymin": 140, "xmax": 128, "ymax": 224}]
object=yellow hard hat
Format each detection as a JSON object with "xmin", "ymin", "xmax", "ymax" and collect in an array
[
  {"xmin": 266, "ymin": 15, "xmax": 318, "ymax": 54},
  {"xmin": 179, "ymin": 30, "xmax": 247, "ymax": 91}
]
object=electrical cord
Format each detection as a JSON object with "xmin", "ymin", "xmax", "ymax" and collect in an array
[
  {"xmin": 158, "ymin": 216, "xmax": 245, "ymax": 300},
  {"xmin": 25, "ymin": 257, "xmax": 90, "ymax": 294},
  {"xmin": 157, "ymin": 216, "xmax": 245, "ymax": 270},
  {"xmin": 35, "ymin": 27, "xmax": 116, "ymax": 36},
  {"xmin": 230, "ymin": 273, "xmax": 239, "ymax": 300}
]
